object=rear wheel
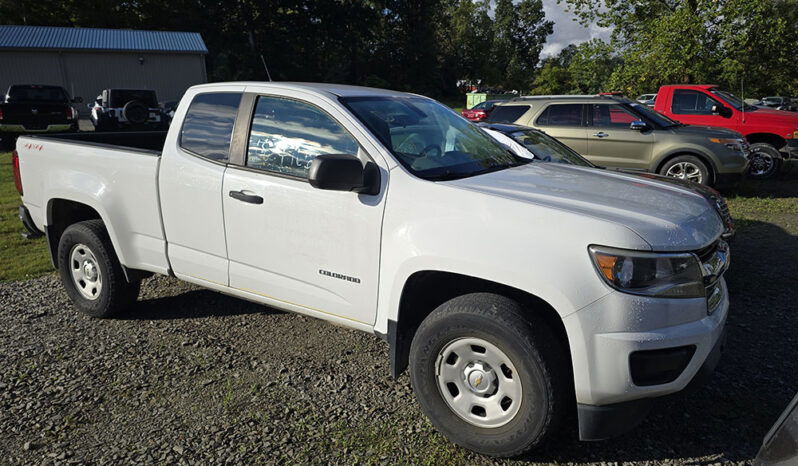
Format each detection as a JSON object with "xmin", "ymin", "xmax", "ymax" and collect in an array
[
  {"xmin": 57, "ymin": 220, "xmax": 140, "ymax": 318},
  {"xmin": 660, "ymin": 155, "xmax": 710, "ymax": 185},
  {"xmin": 748, "ymin": 143, "xmax": 782, "ymax": 179},
  {"xmin": 409, "ymin": 293, "xmax": 568, "ymax": 457}
]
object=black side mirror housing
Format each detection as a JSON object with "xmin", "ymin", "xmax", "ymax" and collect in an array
[
  {"xmin": 712, "ymin": 104, "xmax": 732, "ymax": 118},
  {"xmin": 630, "ymin": 120, "xmax": 648, "ymax": 131},
  {"xmin": 308, "ymin": 154, "xmax": 380, "ymax": 195}
]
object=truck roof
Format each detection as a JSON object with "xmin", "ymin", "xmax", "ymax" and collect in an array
[
  {"xmin": 190, "ymin": 81, "xmax": 411, "ymax": 98},
  {"xmin": 658, "ymin": 84, "xmax": 719, "ymax": 90}
]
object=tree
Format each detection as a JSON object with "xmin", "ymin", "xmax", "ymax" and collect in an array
[{"xmin": 490, "ymin": 0, "xmax": 553, "ymax": 91}]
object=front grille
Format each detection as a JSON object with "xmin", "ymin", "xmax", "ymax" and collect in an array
[{"xmin": 694, "ymin": 240, "xmax": 730, "ymax": 314}]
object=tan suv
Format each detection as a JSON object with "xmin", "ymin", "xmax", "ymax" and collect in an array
[{"xmin": 486, "ymin": 95, "xmax": 749, "ymax": 186}]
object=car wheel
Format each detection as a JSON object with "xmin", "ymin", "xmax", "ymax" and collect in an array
[
  {"xmin": 660, "ymin": 155, "xmax": 710, "ymax": 185},
  {"xmin": 57, "ymin": 220, "xmax": 140, "ymax": 318},
  {"xmin": 409, "ymin": 293, "xmax": 568, "ymax": 457},
  {"xmin": 748, "ymin": 143, "xmax": 782, "ymax": 179}
]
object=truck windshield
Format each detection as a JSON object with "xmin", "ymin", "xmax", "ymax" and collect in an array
[
  {"xmin": 340, "ymin": 96, "xmax": 529, "ymax": 181},
  {"xmin": 7, "ymin": 85, "xmax": 69, "ymax": 103},
  {"xmin": 711, "ymin": 90, "xmax": 758, "ymax": 111}
]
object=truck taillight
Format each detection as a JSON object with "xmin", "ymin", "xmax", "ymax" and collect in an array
[
  {"xmin": 11, "ymin": 150, "xmax": 23, "ymax": 195},
  {"xmin": 65, "ymin": 105, "xmax": 74, "ymax": 120}
]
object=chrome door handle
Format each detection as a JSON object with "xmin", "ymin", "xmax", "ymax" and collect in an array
[{"xmin": 592, "ymin": 132, "xmax": 609, "ymax": 138}]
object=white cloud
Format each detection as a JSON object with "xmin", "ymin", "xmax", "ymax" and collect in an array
[{"xmin": 540, "ymin": 0, "xmax": 611, "ymax": 57}]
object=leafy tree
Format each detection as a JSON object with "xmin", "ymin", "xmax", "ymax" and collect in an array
[{"xmin": 491, "ymin": 0, "xmax": 553, "ymax": 91}]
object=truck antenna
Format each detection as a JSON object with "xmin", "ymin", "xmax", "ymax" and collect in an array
[{"xmin": 260, "ymin": 54, "xmax": 273, "ymax": 82}]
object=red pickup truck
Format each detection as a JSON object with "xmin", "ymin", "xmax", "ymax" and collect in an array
[{"xmin": 653, "ymin": 84, "xmax": 798, "ymax": 178}]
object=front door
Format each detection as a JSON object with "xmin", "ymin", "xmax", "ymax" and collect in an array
[
  {"xmin": 222, "ymin": 94, "xmax": 385, "ymax": 325},
  {"xmin": 668, "ymin": 89, "xmax": 739, "ymax": 130},
  {"xmin": 531, "ymin": 103, "xmax": 589, "ymax": 155},
  {"xmin": 585, "ymin": 103, "xmax": 655, "ymax": 170}
]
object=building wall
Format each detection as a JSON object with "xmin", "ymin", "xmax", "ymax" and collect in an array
[{"xmin": 0, "ymin": 50, "xmax": 207, "ymax": 114}]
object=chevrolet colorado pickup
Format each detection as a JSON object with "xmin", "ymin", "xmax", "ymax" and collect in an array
[
  {"xmin": 653, "ymin": 84, "xmax": 798, "ymax": 178},
  {"xmin": 14, "ymin": 82, "xmax": 730, "ymax": 457}
]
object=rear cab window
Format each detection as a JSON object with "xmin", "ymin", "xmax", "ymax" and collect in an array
[
  {"xmin": 486, "ymin": 105, "xmax": 530, "ymax": 124},
  {"xmin": 179, "ymin": 92, "xmax": 243, "ymax": 162}
]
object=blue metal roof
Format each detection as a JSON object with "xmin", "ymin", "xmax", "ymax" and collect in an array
[{"xmin": 0, "ymin": 25, "xmax": 208, "ymax": 54}]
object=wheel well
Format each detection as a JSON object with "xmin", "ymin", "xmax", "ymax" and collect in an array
[
  {"xmin": 46, "ymin": 199, "xmax": 102, "ymax": 267},
  {"xmin": 746, "ymin": 133, "xmax": 786, "ymax": 150},
  {"xmin": 388, "ymin": 271, "xmax": 571, "ymax": 380},
  {"xmin": 655, "ymin": 152, "xmax": 716, "ymax": 184}
]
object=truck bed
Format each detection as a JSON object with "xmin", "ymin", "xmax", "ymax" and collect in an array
[{"xmin": 17, "ymin": 131, "xmax": 171, "ymax": 276}]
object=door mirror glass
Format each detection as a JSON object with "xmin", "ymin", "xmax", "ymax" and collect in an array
[
  {"xmin": 630, "ymin": 120, "xmax": 648, "ymax": 131},
  {"xmin": 308, "ymin": 154, "xmax": 379, "ymax": 194}
]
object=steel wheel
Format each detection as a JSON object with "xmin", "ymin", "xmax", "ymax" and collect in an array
[
  {"xmin": 436, "ymin": 337, "xmax": 523, "ymax": 428},
  {"xmin": 665, "ymin": 161, "xmax": 704, "ymax": 183},
  {"xmin": 69, "ymin": 243, "xmax": 102, "ymax": 300}
]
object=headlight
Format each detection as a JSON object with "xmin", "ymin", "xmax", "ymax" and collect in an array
[
  {"xmin": 709, "ymin": 137, "xmax": 746, "ymax": 153},
  {"xmin": 588, "ymin": 246, "xmax": 705, "ymax": 298}
]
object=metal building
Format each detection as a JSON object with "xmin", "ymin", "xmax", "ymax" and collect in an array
[{"xmin": 0, "ymin": 25, "xmax": 208, "ymax": 114}]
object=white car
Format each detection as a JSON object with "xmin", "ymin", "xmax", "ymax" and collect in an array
[{"xmin": 13, "ymin": 82, "xmax": 729, "ymax": 457}]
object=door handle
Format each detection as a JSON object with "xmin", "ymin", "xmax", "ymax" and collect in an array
[
  {"xmin": 229, "ymin": 190, "xmax": 263, "ymax": 204},
  {"xmin": 592, "ymin": 132, "xmax": 609, "ymax": 138}
]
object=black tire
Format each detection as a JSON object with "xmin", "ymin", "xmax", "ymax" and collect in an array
[
  {"xmin": 659, "ymin": 155, "xmax": 711, "ymax": 185},
  {"xmin": 748, "ymin": 143, "xmax": 783, "ymax": 179},
  {"xmin": 57, "ymin": 219, "xmax": 140, "ymax": 318},
  {"xmin": 409, "ymin": 293, "xmax": 568, "ymax": 457},
  {"xmin": 122, "ymin": 100, "xmax": 148, "ymax": 125}
]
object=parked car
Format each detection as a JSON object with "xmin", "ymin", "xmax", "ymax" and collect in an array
[
  {"xmin": 479, "ymin": 122, "xmax": 734, "ymax": 239},
  {"xmin": 461, "ymin": 100, "xmax": 501, "ymax": 122},
  {"xmin": 14, "ymin": 82, "xmax": 730, "ymax": 457},
  {"xmin": 636, "ymin": 93, "xmax": 657, "ymax": 107},
  {"xmin": 760, "ymin": 96, "xmax": 797, "ymax": 112},
  {"xmin": 486, "ymin": 95, "xmax": 749, "ymax": 186},
  {"xmin": 161, "ymin": 100, "xmax": 180, "ymax": 125},
  {"xmin": 652, "ymin": 85, "xmax": 798, "ymax": 178},
  {"xmin": 89, "ymin": 89, "xmax": 165, "ymax": 131},
  {"xmin": 0, "ymin": 84, "xmax": 80, "ymax": 148}
]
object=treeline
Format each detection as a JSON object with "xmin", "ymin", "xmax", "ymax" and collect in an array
[
  {"xmin": 1, "ymin": 0, "xmax": 552, "ymax": 97},
  {"xmin": 537, "ymin": 0, "xmax": 798, "ymax": 98}
]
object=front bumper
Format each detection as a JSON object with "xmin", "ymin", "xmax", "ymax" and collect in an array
[
  {"xmin": 0, "ymin": 123, "xmax": 74, "ymax": 133},
  {"xmin": 785, "ymin": 139, "xmax": 798, "ymax": 159},
  {"xmin": 563, "ymin": 277, "xmax": 729, "ymax": 440}
]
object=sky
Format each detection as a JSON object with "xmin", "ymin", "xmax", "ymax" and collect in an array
[{"xmin": 540, "ymin": 0, "xmax": 611, "ymax": 57}]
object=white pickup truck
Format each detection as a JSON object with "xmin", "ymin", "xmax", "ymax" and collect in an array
[{"xmin": 13, "ymin": 82, "xmax": 729, "ymax": 457}]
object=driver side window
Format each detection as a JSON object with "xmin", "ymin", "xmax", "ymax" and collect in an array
[
  {"xmin": 671, "ymin": 90, "xmax": 720, "ymax": 115},
  {"xmin": 246, "ymin": 96, "xmax": 359, "ymax": 179}
]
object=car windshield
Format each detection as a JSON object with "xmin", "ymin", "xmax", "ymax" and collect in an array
[
  {"xmin": 627, "ymin": 103, "xmax": 681, "ymax": 127},
  {"xmin": 508, "ymin": 129, "xmax": 593, "ymax": 167},
  {"xmin": 341, "ymin": 96, "xmax": 529, "ymax": 180},
  {"xmin": 711, "ymin": 90, "xmax": 758, "ymax": 111},
  {"xmin": 7, "ymin": 86, "xmax": 69, "ymax": 103}
]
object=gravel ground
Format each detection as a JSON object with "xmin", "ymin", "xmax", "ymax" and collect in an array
[{"xmin": 1, "ymin": 213, "xmax": 797, "ymax": 464}]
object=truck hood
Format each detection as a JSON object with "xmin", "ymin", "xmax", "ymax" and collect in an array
[
  {"xmin": 669, "ymin": 124, "xmax": 743, "ymax": 138},
  {"xmin": 745, "ymin": 107, "xmax": 798, "ymax": 125},
  {"xmin": 445, "ymin": 163, "xmax": 723, "ymax": 251}
]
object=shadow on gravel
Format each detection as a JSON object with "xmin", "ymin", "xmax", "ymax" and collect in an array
[
  {"xmin": 122, "ymin": 289, "xmax": 280, "ymax": 321},
  {"xmin": 516, "ymin": 218, "xmax": 798, "ymax": 464}
]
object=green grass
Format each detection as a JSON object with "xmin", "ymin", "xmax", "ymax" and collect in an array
[{"xmin": 0, "ymin": 151, "xmax": 53, "ymax": 281}]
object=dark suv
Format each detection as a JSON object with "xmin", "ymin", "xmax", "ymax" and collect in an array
[
  {"xmin": 89, "ymin": 89, "xmax": 165, "ymax": 131},
  {"xmin": 0, "ymin": 84, "xmax": 81, "ymax": 147}
]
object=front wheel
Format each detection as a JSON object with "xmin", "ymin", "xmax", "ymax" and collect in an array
[
  {"xmin": 660, "ymin": 155, "xmax": 710, "ymax": 185},
  {"xmin": 747, "ymin": 143, "xmax": 782, "ymax": 179},
  {"xmin": 409, "ymin": 293, "xmax": 568, "ymax": 457},
  {"xmin": 57, "ymin": 220, "xmax": 140, "ymax": 318}
]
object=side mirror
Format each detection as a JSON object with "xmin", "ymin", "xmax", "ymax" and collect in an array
[
  {"xmin": 630, "ymin": 120, "xmax": 648, "ymax": 131},
  {"xmin": 72, "ymin": 96, "xmax": 83, "ymax": 104},
  {"xmin": 711, "ymin": 104, "xmax": 732, "ymax": 118},
  {"xmin": 308, "ymin": 154, "xmax": 380, "ymax": 195}
]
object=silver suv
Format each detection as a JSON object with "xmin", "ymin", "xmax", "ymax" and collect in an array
[{"xmin": 487, "ymin": 95, "xmax": 750, "ymax": 186}]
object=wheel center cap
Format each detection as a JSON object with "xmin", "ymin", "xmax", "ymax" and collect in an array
[
  {"xmin": 463, "ymin": 361, "xmax": 496, "ymax": 395},
  {"xmin": 468, "ymin": 370, "xmax": 487, "ymax": 390},
  {"xmin": 83, "ymin": 261, "xmax": 97, "ymax": 281}
]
